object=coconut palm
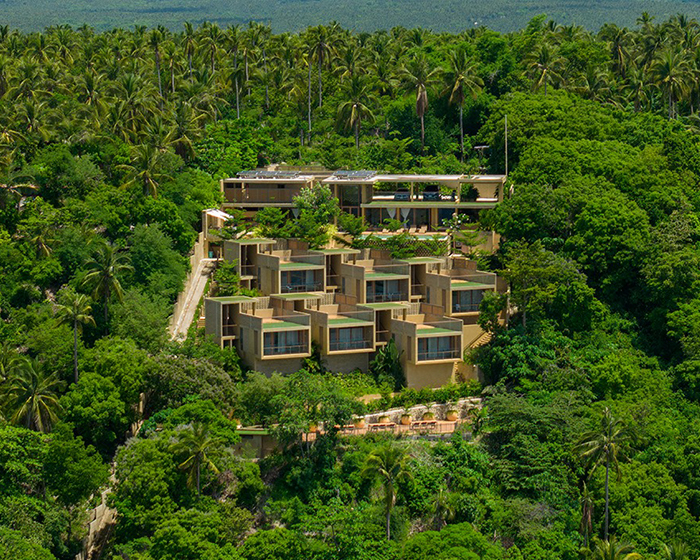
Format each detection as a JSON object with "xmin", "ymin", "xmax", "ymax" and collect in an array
[
  {"xmin": 580, "ymin": 481, "xmax": 594, "ymax": 548},
  {"xmin": 170, "ymin": 422, "xmax": 223, "ymax": 499},
  {"xmin": 400, "ymin": 55, "xmax": 441, "ymax": 153},
  {"xmin": 362, "ymin": 444, "xmax": 413, "ymax": 540},
  {"xmin": 2, "ymin": 359, "xmax": 63, "ymax": 432},
  {"xmin": 575, "ymin": 407, "xmax": 632, "ymax": 540},
  {"xmin": 337, "ymin": 75, "xmax": 377, "ymax": 149},
  {"xmin": 81, "ymin": 243, "xmax": 132, "ymax": 328},
  {"xmin": 649, "ymin": 48, "xmax": 693, "ymax": 118},
  {"xmin": 119, "ymin": 143, "xmax": 174, "ymax": 198},
  {"xmin": 0, "ymin": 342, "xmax": 22, "ymax": 382},
  {"xmin": 660, "ymin": 539, "xmax": 694, "ymax": 560},
  {"xmin": 308, "ymin": 23, "xmax": 343, "ymax": 108},
  {"xmin": 527, "ymin": 42, "xmax": 565, "ymax": 95},
  {"xmin": 55, "ymin": 291, "xmax": 95, "ymax": 384},
  {"xmin": 444, "ymin": 49, "xmax": 483, "ymax": 160},
  {"xmin": 589, "ymin": 537, "xmax": 642, "ymax": 560}
]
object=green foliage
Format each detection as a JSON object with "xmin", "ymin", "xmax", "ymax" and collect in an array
[{"xmin": 368, "ymin": 339, "xmax": 405, "ymax": 391}]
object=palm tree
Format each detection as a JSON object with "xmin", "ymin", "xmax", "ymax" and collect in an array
[
  {"xmin": 575, "ymin": 407, "xmax": 632, "ymax": 540},
  {"xmin": 649, "ymin": 48, "xmax": 693, "ymax": 119},
  {"xmin": 2, "ymin": 359, "xmax": 63, "ymax": 432},
  {"xmin": 589, "ymin": 537, "xmax": 642, "ymax": 560},
  {"xmin": 308, "ymin": 24, "xmax": 342, "ymax": 108},
  {"xmin": 337, "ymin": 75, "xmax": 377, "ymax": 149},
  {"xmin": 444, "ymin": 49, "xmax": 483, "ymax": 160},
  {"xmin": 660, "ymin": 539, "xmax": 694, "ymax": 560},
  {"xmin": 580, "ymin": 481, "xmax": 594, "ymax": 548},
  {"xmin": 400, "ymin": 55, "xmax": 441, "ymax": 153},
  {"xmin": 148, "ymin": 27, "xmax": 164, "ymax": 99},
  {"xmin": 362, "ymin": 444, "xmax": 412, "ymax": 540},
  {"xmin": 55, "ymin": 291, "xmax": 95, "ymax": 383},
  {"xmin": 527, "ymin": 43, "xmax": 565, "ymax": 95},
  {"xmin": 119, "ymin": 143, "xmax": 173, "ymax": 198},
  {"xmin": 0, "ymin": 342, "xmax": 22, "ymax": 382},
  {"xmin": 170, "ymin": 422, "xmax": 223, "ymax": 499},
  {"xmin": 183, "ymin": 22, "xmax": 196, "ymax": 81},
  {"xmin": 81, "ymin": 243, "xmax": 132, "ymax": 328}
]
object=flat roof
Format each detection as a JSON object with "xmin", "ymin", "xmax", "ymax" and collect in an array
[
  {"xmin": 262, "ymin": 321, "xmax": 308, "ymax": 330},
  {"xmin": 366, "ymin": 272, "xmax": 409, "ymax": 280},
  {"xmin": 272, "ymin": 293, "xmax": 323, "ymax": 300},
  {"xmin": 401, "ymin": 257, "xmax": 445, "ymax": 264},
  {"xmin": 417, "ymin": 327, "xmax": 460, "ymax": 336},
  {"xmin": 232, "ymin": 237, "xmax": 276, "ymax": 245},
  {"xmin": 280, "ymin": 262, "xmax": 324, "ymax": 270},
  {"xmin": 328, "ymin": 317, "xmax": 374, "ymax": 326},
  {"xmin": 312, "ymin": 248, "xmax": 360, "ymax": 255},
  {"xmin": 362, "ymin": 302, "xmax": 409, "ymax": 310},
  {"xmin": 451, "ymin": 280, "xmax": 493, "ymax": 289},
  {"xmin": 224, "ymin": 176, "xmax": 314, "ymax": 184},
  {"xmin": 207, "ymin": 296, "xmax": 256, "ymax": 304}
]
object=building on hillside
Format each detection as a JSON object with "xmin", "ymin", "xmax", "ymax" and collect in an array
[{"xmin": 204, "ymin": 237, "xmax": 506, "ymax": 386}]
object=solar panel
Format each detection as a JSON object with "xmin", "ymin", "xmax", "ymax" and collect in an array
[
  {"xmin": 238, "ymin": 170, "xmax": 301, "ymax": 179},
  {"xmin": 332, "ymin": 170, "xmax": 377, "ymax": 180}
]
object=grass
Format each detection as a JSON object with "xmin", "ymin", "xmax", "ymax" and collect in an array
[{"xmin": 3, "ymin": 0, "xmax": 700, "ymax": 33}]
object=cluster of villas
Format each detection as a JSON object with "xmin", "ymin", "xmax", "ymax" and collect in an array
[{"xmin": 202, "ymin": 166, "xmax": 508, "ymax": 389}]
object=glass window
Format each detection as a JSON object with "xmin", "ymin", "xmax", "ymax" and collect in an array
[
  {"xmin": 452, "ymin": 289, "xmax": 485, "ymax": 313},
  {"xmin": 417, "ymin": 336, "xmax": 459, "ymax": 361}
]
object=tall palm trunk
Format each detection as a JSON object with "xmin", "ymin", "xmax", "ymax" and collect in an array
[
  {"xmin": 263, "ymin": 47, "xmax": 269, "ymax": 109},
  {"xmin": 458, "ymin": 104, "xmax": 464, "ymax": 161},
  {"xmin": 307, "ymin": 59, "xmax": 312, "ymax": 143},
  {"xmin": 188, "ymin": 52, "xmax": 192, "ymax": 81},
  {"xmin": 72, "ymin": 318, "xmax": 79, "ymax": 384},
  {"xmin": 155, "ymin": 50, "xmax": 163, "ymax": 99},
  {"xmin": 318, "ymin": 52, "xmax": 323, "ymax": 108},
  {"xmin": 355, "ymin": 118, "xmax": 360, "ymax": 149},
  {"xmin": 420, "ymin": 113, "xmax": 425, "ymax": 153},
  {"xmin": 604, "ymin": 457, "xmax": 610, "ymax": 540}
]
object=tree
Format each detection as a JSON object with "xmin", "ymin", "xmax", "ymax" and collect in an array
[
  {"xmin": 2, "ymin": 359, "xmax": 63, "ymax": 432},
  {"xmin": 54, "ymin": 289, "xmax": 95, "ymax": 383},
  {"xmin": 362, "ymin": 444, "xmax": 412, "ymax": 540},
  {"xmin": 337, "ymin": 75, "xmax": 377, "ymax": 149},
  {"xmin": 575, "ymin": 408, "xmax": 633, "ymax": 540},
  {"xmin": 589, "ymin": 537, "xmax": 642, "ymax": 560},
  {"xmin": 400, "ymin": 55, "xmax": 441, "ymax": 152},
  {"xmin": 649, "ymin": 48, "xmax": 692, "ymax": 119},
  {"xmin": 81, "ymin": 243, "xmax": 133, "ymax": 328},
  {"xmin": 527, "ymin": 43, "xmax": 565, "ymax": 96},
  {"xmin": 170, "ymin": 422, "xmax": 223, "ymax": 499},
  {"xmin": 444, "ymin": 49, "xmax": 483, "ymax": 160},
  {"xmin": 120, "ymin": 144, "xmax": 175, "ymax": 198}
]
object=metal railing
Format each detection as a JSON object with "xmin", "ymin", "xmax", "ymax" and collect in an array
[
  {"xmin": 329, "ymin": 340, "xmax": 374, "ymax": 351},
  {"xmin": 366, "ymin": 292, "xmax": 406, "ymax": 303},
  {"xmin": 282, "ymin": 283, "xmax": 324, "ymax": 293},
  {"xmin": 222, "ymin": 325, "xmax": 238, "ymax": 336},
  {"xmin": 452, "ymin": 303, "xmax": 480, "ymax": 313},
  {"xmin": 417, "ymin": 349, "xmax": 461, "ymax": 361},
  {"xmin": 263, "ymin": 344, "xmax": 308, "ymax": 356},
  {"xmin": 224, "ymin": 187, "xmax": 300, "ymax": 204},
  {"xmin": 376, "ymin": 330, "xmax": 391, "ymax": 343}
]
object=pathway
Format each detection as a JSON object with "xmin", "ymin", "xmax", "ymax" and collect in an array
[{"xmin": 169, "ymin": 257, "xmax": 217, "ymax": 341}]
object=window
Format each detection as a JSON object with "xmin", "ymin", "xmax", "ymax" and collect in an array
[
  {"xmin": 330, "ymin": 327, "xmax": 368, "ymax": 351},
  {"xmin": 263, "ymin": 331, "xmax": 307, "ymax": 355},
  {"xmin": 452, "ymin": 289, "xmax": 485, "ymax": 313},
  {"xmin": 281, "ymin": 270, "xmax": 321, "ymax": 293},
  {"xmin": 367, "ymin": 280, "xmax": 402, "ymax": 302},
  {"xmin": 417, "ymin": 336, "xmax": 459, "ymax": 361}
]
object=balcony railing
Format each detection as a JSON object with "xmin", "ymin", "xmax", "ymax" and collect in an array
[
  {"xmin": 417, "ymin": 349, "xmax": 461, "ymax": 362},
  {"xmin": 367, "ymin": 293, "xmax": 406, "ymax": 303},
  {"xmin": 263, "ymin": 344, "xmax": 308, "ymax": 356},
  {"xmin": 376, "ymin": 330, "xmax": 391, "ymax": 343},
  {"xmin": 224, "ymin": 187, "xmax": 300, "ymax": 204},
  {"xmin": 329, "ymin": 340, "xmax": 373, "ymax": 352},
  {"xmin": 452, "ymin": 303, "xmax": 480, "ymax": 313},
  {"xmin": 222, "ymin": 325, "xmax": 238, "ymax": 336},
  {"xmin": 282, "ymin": 283, "xmax": 323, "ymax": 294}
]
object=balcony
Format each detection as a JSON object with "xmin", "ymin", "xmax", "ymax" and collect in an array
[
  {"xmin": 263, "ymin": 343, "xmax": 308, "ymax": 356},
  {"xmin": 223, "ymin": 187, "xmax": 300, "ymax": 205},
  {"xmin": 281, "ymin": 282, "xmax": 324, "ymax": 294},
  {"xmin": 366, "ymin": 292, "xmax": 406, "ymax": 303},
  {"xmin": 222, "ymin": 325, "xmax": 238, "ymax": 337},
  {"xmin": 329, "ymin": 340, "xmax": 374, "ymax": 351},
  {"xmin": 452, "ymin": 302, "xmax": 481, "ymax": 313},
  {"xmin": 417, "ymin": 348, "xmax": 461, "ymax": 362}
]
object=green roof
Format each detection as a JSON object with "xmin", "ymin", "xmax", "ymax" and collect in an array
[
  {"xmin": 208, "ymin": 296, "xmax": 256, "ymax": 304},
  {"xmin": 280, "ymin": 262, "xmax": 324, "ymax": 270},
  {"xmin": 417, "ymin": 327, "xmax": 460, "ymax": 335},
  {"xmin": 401, "ymin": 257, "xmax": 445, "ymax": 264},
  {"xmin": 263, "ymin": 321, "xmax": 307, "ymax": 330},
  {"xmin": 234, "ymin": 237, "xmax": 275, "ymax": 245},
  {"xmin": 362, "ymin": 302, "xmax": 408, "ymax": 310},
  {"xmin": 273, "ymin": 293, "xmax": 323, "ymax": 300},
  {"xmin": 451, "ymin": 281, "xmax": 493, "ymax": 289},
  {"xmin": 366, "ymin": 272, "xmax": 408, "ymax": 280},
  {"xmin": 236, "ymin": 429, "xmax": 270, "ymax": 436},
  {"xmin": 328, "ymin": 317, "xmax": 373, "ymax": 326},
  {"xmin": 312, "ymin": 248, "xmax": 360, "ymax": 255}
]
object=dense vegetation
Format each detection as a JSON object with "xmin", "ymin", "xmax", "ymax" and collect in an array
[{"xmin": 2, "ymin": 14, "xmax": 700, "ymax": 560}]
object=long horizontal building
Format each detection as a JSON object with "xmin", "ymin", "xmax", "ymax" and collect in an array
[
  {"xmin": 221, "ymin": 167, "xmax": 506, "ymax": 232},
  {"xmin": 204, "ymin": 238, "xmax": 507, "ymax": 388}
]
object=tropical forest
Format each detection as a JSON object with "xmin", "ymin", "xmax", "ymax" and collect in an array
[{"xmin": 2, "ymin": 13, "xmax": 700, "ymax": 560}]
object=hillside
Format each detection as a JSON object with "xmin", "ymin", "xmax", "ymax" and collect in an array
[{"xmin": 3, "ymin": 0, "xmax": 700, "ymax": 32}]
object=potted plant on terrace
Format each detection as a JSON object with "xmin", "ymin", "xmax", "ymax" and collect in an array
[
  {"xmin": 378, "ymin": 413, "xmax": 391, "ymax": 424},
  {"xmin": 445, "ymin": 401, "xmax": 459, "ymax": 422},
  {"xmin": 400, "ymin": 407, "xmax": 412, "ymax": 425},
  {"xmin": 353, "ymin": 416, "xmax": 366, "ymax": 429},
  {"xmin": 422, "ymin": 403, "xmax": 436, "ymax": 421}
]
